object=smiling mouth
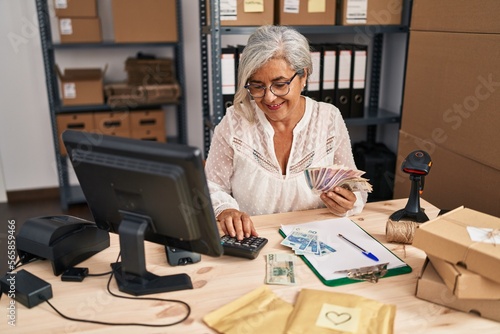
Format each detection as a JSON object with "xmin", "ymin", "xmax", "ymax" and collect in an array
[{"xmin": 266, "ymin": 101, "xmax": 285, "ymax": 111}]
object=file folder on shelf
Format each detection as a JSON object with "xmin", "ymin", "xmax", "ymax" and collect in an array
[
  {"xmin": 305, "ymin": 44, "xmax": 322, "ymax": 101},
  {"xmin": 335, "ymin": 44, "xmax": 353, "ymax": 118},
  {"xmin": 221, "ymin": 46, "xmax": 237, "ymax": 113},
  {"xmin": 279, "ymin": 217, "xmax": 412, "ymax": 287},
  {"xmin": 320, "ymin": 44, "xmax": 337, "ymax": 105},
  {"xmin": 235, "ymin": 44, "xmax": 246, "ymax": 91},
  {"xmin": 350, "ymin": 44, "xmax": 368, "ymax": 118}
]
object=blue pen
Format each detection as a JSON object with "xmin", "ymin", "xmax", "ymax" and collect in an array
[{"xmin": 338, "ymin": 234, "xmax": 379, "ymax": 262}]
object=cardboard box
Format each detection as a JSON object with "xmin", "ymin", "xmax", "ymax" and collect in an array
[
  {"xmin": 93, "ymin": 112, "xmax": 131, "ymax": 137},
  {"xmin": 428, "ymin": 255, "xmax": 500, "ymax": 300},
  {"xmin": 125, "ymin": 57, "xmax": 176, "ymax": 85},
  {"xmin": 112, "ymin": 0, "xmax": 177, "ymax": 43},
  {"xmin": 129, "ymin": 110, "xmax": 166, "ymax": 142},
  {"xmin": 130, "ymin": 128, "xmax": 166, "ymax": 142},
  {"xmin": 207, "ymin": 0, "xmax": 274, "ymax": 26},
  {"xmin": 338, "ymin": 0, "xmax": 402, "ymax": 25},
  {"xmin": 412, "ymin": 207, "xmax": 500, "ymax": 285},
  {"xmin": 130, "ymin": 110, "xmax": 165, "ymax": 130},
  {"xmin": 411, "ymin": 0, "xmax": 500, "ymax": 33},
  {"xmin": 393, "ymin": 131, "xmax": 500, "ymax": 218},
  {"xmin": 276, "ymin": 0, "xmax": 335, "ymax": 26},
  {"xmin": 54, "ymin": 0, "xmax": 97, "ymax": 18},
  {"xmin": 104, "ymin": 83, "xmax": 181, "ymax": 107},
  {"xmin": 58, "ymin": 18, "xmax": 102, "ymax": 44},
  {"xmin": 56, "ymin": 113, "xmax": 95, "ymax": 156},
  {"xmin": 416, "ymin": 259, "xmax": 500, "ymax": 322},
  {"xmin": 401, "ymin": 31, "xmax": 500, "ymax": 171},
  {"xmin": 57, "ymin": 67, "xmax": 105, "ymax": 106}
]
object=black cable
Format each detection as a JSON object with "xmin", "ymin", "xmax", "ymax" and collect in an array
[
  {"xmin": 42, "ymin": 252, "xmax": 191, "ymax": 327},
  {"xmin": 87, "ymin": 271, "xmax": 113, "ymax": 277}
]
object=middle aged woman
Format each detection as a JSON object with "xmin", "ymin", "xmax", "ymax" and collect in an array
[{"xmin": 205, "ymin": 25, "xmax": 368, "ymax": 240}]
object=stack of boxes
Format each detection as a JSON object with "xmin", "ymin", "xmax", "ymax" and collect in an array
[
  {"xmin": 54, "ymin": 0, "xmax": 179, "ymax": 153},
  {"xmin": 413, "ymin": 207, "xmax": 500, "ymax": 322},
  {"xmin": 57, "ymin": 109, "xmax": 167, "ymax": 156},
  {"xmin": 393, "ymin": 0, "xmax": 500, "ymax": 217},
  {"xmin": 55, "ymin": 0, "xmax": 102, "ymax": 44},
  {"xmin": 213, "ymin": 0, "xmax": 402, "ymax": 27},
  {"xmin": 105, "ymin": 56, "xmax": 181, "ymax": 107}
]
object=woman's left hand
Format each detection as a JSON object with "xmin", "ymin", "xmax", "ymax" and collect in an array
[{"xmin": 320, "ymin": 186, "xmax": 356, "ymax": 216}]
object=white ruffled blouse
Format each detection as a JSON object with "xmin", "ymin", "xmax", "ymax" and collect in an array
[{"xmin": 205, "ymin": 96, "xmax": 367, "ymax": 218}]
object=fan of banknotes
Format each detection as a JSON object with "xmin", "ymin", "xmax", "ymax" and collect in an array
[{"xmin": 304, "ymin": 164, "xmax": 373, "ymax": 193}]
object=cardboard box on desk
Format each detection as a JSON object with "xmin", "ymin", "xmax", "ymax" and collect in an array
[
  {"xmin": 338, "ymin": 0, "xmax": 402, "ymax": 25},
  {"xmin": 207, "ymin": 0, "xmax": 274, "ymax": 26},
  {"xmin": 58, "ymin": 18, "xmax": 102, "ymax": 44},
  {"xmin": 413, "ymin": 207, "xmax": 500, "ymax": 285},
  {"xmin": 54, "ymin": 0, "xmax": 98, "ymax": 18},
  {"xmin": 428, "ymin": 255, "xmax": 500, "ymax": 300},
  {"xmin": 56, "ymin": 66, "xmax": 105, "ymax": 106},
  {"xmin": 416, "ymin": 259, "xmax": 500, "ymax": 323},
  {"xmin": 112, "ymin": 0, "xmax": 177, "ymax": 43},
  {"xmin": 276, "ymin": 0, "xmax": 336, "ymax": 26}
]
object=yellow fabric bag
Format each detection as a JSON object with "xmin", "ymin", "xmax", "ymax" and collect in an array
[
  {"xmin": 285, "ymin": 289, "xmax": 396, "ymax": 334},
  {"xmin": 203, "ymin": 285, "xmax": 294, "ymax": 334}
]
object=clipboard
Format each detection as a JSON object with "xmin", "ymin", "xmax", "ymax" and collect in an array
[{"xmin": 279, "ymin": 217, "xmax": 412, "ymax": 287}]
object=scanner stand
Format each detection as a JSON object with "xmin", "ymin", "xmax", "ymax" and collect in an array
[{"xmin": 389, "ymin": 175, "xmax": 429, "ymax": 223}]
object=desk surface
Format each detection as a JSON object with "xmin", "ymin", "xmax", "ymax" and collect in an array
[{"xmin": 1, "ymin": 199, "xmax": 499, "ymax": 333}]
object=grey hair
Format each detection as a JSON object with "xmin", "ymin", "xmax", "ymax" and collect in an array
[{"xmin": 233, "ymin": 25, "xmax": 312, "ymax": 122}]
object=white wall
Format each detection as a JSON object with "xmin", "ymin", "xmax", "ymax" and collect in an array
[
  {"xmin": 0, "ymin": 0, "xmax": 204, "ymax": 194},
  {"xmin": 0, "ymin": 153, "xmax": 7, "ymax": 202}
]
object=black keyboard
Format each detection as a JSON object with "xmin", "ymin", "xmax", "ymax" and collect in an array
[{"xmin": 220, "ymin": 235, "xmax": 268, "ymax": 259}]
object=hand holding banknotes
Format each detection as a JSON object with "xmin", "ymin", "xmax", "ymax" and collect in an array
[{"xmin": 305, "ymin": 165, "xmax": 373, "ymax": 216}]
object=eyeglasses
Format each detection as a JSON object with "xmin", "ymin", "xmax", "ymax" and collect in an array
[{"xmin": 244, "ymin": 72, "xmax": 299, "ymax": 98}]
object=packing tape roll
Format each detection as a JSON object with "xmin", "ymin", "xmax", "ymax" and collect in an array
[{"xmin": 386, "ymin": 219, "xmax": 418, "ymax": 244}]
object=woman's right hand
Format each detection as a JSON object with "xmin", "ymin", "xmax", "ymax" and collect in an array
[{"xmin": 217, "ymin": 209, "xmax": 258, "ymax": 240}]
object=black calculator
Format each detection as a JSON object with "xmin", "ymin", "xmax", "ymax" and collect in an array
[{"xmin": 220, "ymin": 235, "xmax": 268, "ymax": 259}]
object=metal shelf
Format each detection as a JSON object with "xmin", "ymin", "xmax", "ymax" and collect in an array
[
  {"xmin": 51, "ymin": 42, "xmax": 177, "ymax": 50},
  {"xmin": 36, "ymin": 0, "xmax": 187, "ymax": 210},
  {"xmin": 199, "ymin": 0, "xmax": 412, "ymax": 155},
  {"xmin": 344, "ymin": 109, "xmax": 401, "ymax": 127},
  {"xmin": 55, "ymin": 103, "xmax": 178, "ymax": 114},
  {"xmin": 202, "ymin": 25, "xmax": 409, "ymax": 36}
]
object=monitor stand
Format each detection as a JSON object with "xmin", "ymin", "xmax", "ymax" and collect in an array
[{"xmin": 111, "ymin": 212, "xmax": 193, "ymax": 296}]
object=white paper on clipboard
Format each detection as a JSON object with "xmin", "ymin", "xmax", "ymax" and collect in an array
[{"xmin": 280, "ymin": 217, "xmax": 407, "ymax": 281}]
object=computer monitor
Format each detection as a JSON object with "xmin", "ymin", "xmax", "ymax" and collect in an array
[{"xmin": 62, "ymin": 130, "xmax": 223, "ymax": 296}]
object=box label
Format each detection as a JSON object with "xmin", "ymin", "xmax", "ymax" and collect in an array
[
  {"xmin": 244, "ymin": 0, "xmax": 264, "ymax": 13},
  {"xmin": 63, "ymin": 83, "xmax": 76, "ymax": 99},
  {"xmin": 284, "ymin": 0, "xmax": 300, "ymax": 14},
  {"xmin": 467, "ymin": 227, "xmax": 500, "ymax": 244},
  {"xmin": 55, "ymin": 0, "xmax": 68, "ymax": 9},
  {"xmin": 309, "ymin": 0, "xmax": 326, "ymax": 13},
  {"xmin": 221, "ymin": 0, "xmax": 237, "ymax": 21},
  {"xmin": 59, "ymin": 19, "xmax": 73, "ymax": 35},
  {"xmin": 346, "ymin": 0, "xmax": 368, "ymax": 24}
]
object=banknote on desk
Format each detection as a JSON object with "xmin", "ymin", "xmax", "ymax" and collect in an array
[{"xmin": 266, "ymin": 253, "xmax": 297, "ymax": 285}]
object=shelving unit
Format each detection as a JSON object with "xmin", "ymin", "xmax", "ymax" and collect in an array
[
  {"xmin": 36, "ymin": 0, "xmax": 187, "ymax": 210},
  {"xmin": 199, "ymin": 0, "xmax": 411, "ymax": 156}
]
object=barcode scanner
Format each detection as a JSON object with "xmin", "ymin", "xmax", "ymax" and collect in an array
[{"xmin": 390, "ymin": 150, "xmax": 432, "ymax": 223}]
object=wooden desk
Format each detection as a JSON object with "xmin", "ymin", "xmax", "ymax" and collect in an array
[{"xmin": 1, "ymin": 199, "xmax": 499, "ymax": 333}]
